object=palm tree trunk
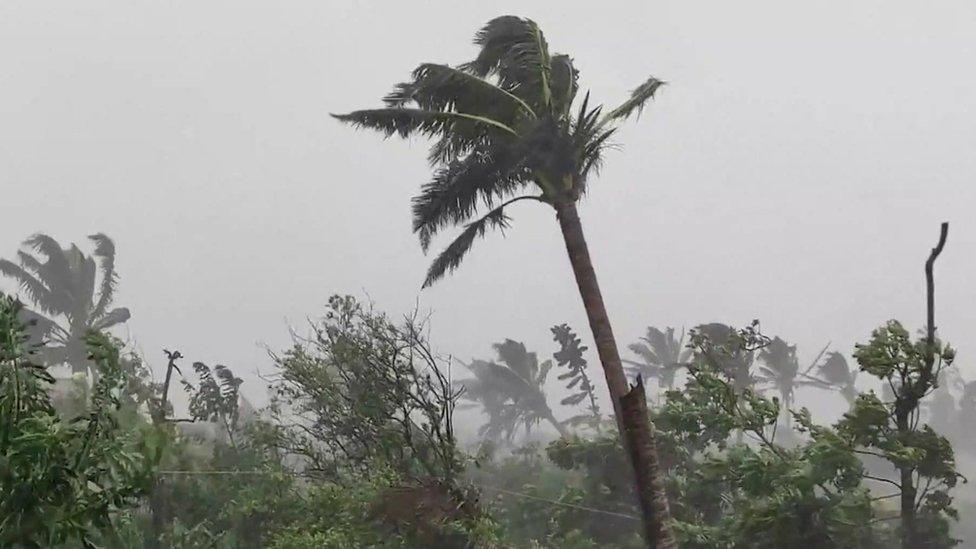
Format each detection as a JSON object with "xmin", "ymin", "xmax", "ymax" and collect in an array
[{"xmin": 554, "ymin": 200, "xmax": 677, "ymax": 548}]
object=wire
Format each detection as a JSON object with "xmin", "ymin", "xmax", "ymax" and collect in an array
[{"xmin": 477, "ymin": 484, "xmax": 639, "ymax": 521}]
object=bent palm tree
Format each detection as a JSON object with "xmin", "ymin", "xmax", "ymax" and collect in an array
[
  {"xmin": 334, "ymin": 15, "xmax": 674, "ymax": 546},
  {"xmin": 460, "ymin": 339, "xmax": 567, "ymax": 441},
  {"xmin": 0, "ymin": 233, "xmax": 130, "ymax": 379}
]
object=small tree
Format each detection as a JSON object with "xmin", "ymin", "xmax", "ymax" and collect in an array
[
  {"xmin": 0, "ymin": 293, "xmax": 159, "ymax": 546},
  {"xmin": 840, "ymin": 223, "xmax": 960, "ymax": 548},
  {"xmin": 551, "ymin": 323, "xmax": 602, "ymax": 431},
  {"xmin": 263, "ymin": 295, "xmax": 463, "ymax": 483}
]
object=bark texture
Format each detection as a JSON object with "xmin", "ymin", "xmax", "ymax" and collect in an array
[{"xmin": 555, "ymin": 200, "xmax": 677, "ymax": 548}]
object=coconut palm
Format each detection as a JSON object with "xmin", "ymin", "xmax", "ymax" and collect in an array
[
  {"xmin": 460, "ymin": 339, "xmax": 567, "ymax": 441},
  {"xmin": 333, "ymin": 16, "xmax": 675, "ymax": 544},
  {"xmin": 0, "ymin": 233, "xmax": 129, "ymax": 379},
  {"xmin": 757, "ymin": 337, "xmax": 800, "ymax": 411},
  {"xmin": 693, "ymin": 323, "xmax": 758, "ymax": 393},
  {"xmin": 625, "ymin": 326, "xmax": 691, "ymax": 391},
  {"xmin": 811, "ymin": 351, "xmax": 858, "ymax": 406}
]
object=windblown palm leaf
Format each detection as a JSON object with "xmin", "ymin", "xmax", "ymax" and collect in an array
[
  {"xmin": 333, "ymin": 15, "xmax": 663, "ymax": 287},
  {"xmin": 0, "ymin": 233, "xmax": 130, "ymax": 378}
]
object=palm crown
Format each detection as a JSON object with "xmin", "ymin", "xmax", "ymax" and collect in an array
[
  {"xmin": 460, "ymin": 339, "xmax": 565, "ymax": 441},
  {"xmin": 334, "ymin": 15, "xmax": 663, "ymax": 286},
  {"xmin": 0, "ymin": 233, "xmax": 130, "ymax": 377}
]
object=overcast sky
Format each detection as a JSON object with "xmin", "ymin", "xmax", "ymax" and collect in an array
[{"xmin": 2, "ymin": 1, "xmax": 975, "ymax": 417}]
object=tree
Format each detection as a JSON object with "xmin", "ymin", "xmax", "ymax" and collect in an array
[
  {"xmin": 625, "ymin": 327, "xmax": 691, "ymax": 393},
  {"xmin": 552, "ymin": 323, "xmax": 602, "ymax": 431},
  {"xmin": 0, "ymin": 233, "xmax": 130, "ymax": 379},
  {"xmin": 462, "ymin": 339, "xmax": 567, "ymax": 441},
  {"xmin": 262, "ymin": 295, "xmax": 464, "ymax": 484},
  {"xmin": 754, "ymin": 336, "xmax": 832, "ymax": 427},
  {"xmin": 692, "ymin": 323, "xmax": 758, "ymax": 394},
  {"xmin": 842, "ymin": 223, "xmax": 960, "ymax": 548},
  {"xmin": 333, "ymin": 16, "xmax": 675, "ymax": 545},
  {"xmin": 0, "ymin": 293, "xmax": 159, "ymax": 547}
]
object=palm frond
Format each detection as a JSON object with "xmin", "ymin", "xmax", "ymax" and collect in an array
[
  {"xmin": 412, "ymin": 149, "xmax": 531, "ymax": 251},
  {"xmin": 548, "ymin": 54, "xmax": 579, "ymax": 116},
  {"xmin": 463, "ymin": 16, "xmax": 552, "ymax": 110},
  {"xmin": 602, "ymin": 75, "xmax": 665, "ymax": 124},
  {"xmin": 332, "ymin": 108, "xmax": 518, "ymax": 141},
  {"xmin": 422, "ymin": 195, "xmax": 538, "ymax": 287},
  {"xmin": 0, "ymin": 259, "xmax": 62, "ymax": 316},
  {"xmin": 74, "ymin": 254, "xmax": 97, "ymax": 323},
  {"xmin": 23, "ymin": 233, "xmax": 69, "ymax": 276},
  {"xmin": 90, "ymin": 307, "xmax": 130, "ymax": 332},
  {"xmin": 422, "ymin": 205, "xmax": 510, "ymax": 288},
  {"xmin": 384, "ymin": 63, "xmax": 536, "ymax": 122},
  {"xmin": 88, "ymin": 233, "xmax": 117, "ymax": 319}
]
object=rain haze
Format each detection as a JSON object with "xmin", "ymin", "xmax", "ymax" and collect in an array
[{"xmin": 1, "ymin": 1, "xmax": 975, "ymax": 546}]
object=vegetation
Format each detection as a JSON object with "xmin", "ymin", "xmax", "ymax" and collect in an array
[{"xmin": 0, "ymin": 13, "xmax": 971, "ymax": 549}]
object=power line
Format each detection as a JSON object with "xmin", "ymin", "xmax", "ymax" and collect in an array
[{"xmin": 154, "ymin": 470, "xmax": 639, "ymax": 521}]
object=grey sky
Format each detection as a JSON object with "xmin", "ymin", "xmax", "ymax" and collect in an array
[{"xmin": 2, "ymin": 1, "xmax": 975, "ymax": 418}]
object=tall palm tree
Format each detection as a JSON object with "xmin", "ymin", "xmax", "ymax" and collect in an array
[
  {"xmin": 625, "ymin": 326, "xmax": 691, "ymax": 391},
  {"xmin": 334, "ymin": 16, "xmax": 675, "ymax": 546},
  {"xmin": 460, "ymin": 339, "xmax": 567, "ymax": 441},
  {"xmin": 757, "ymin": 337, "xmax": 801, "ymax": 425},
  {"xmin": 0, "ymin": 233, "xmax": 129, "ymax": 379}
]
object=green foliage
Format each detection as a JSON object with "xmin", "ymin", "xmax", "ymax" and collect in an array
[
  {"xmin": 262, "ymin": 294, "xmax": 463, "ymax": 482},
  {"xmin": 551, "ymin": 324, "xmax": 601, "ymax": 430},
  {"xmin": 0, "ymin": 293, "xmax": 159, "ymax": 547},
  {"xmin": 181, "ymin": 361, "xmax": 244, "ymax": 446},
  {"xmin": 839, "ymin": 319, "xmax": 962, "ymax": 546}
]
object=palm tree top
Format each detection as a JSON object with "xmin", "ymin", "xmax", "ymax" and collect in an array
[
  {"xmin": 0, "ymin": 233, "xmax": 129, "ymax": 374},
  {"xmin": 333, "ymin": 15, "xmax": 664, "ymax": 287}
]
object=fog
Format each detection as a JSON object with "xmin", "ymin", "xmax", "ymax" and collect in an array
[{"xmin": 2, "ymin": 2, "xmax": 975, "ymax": 546}]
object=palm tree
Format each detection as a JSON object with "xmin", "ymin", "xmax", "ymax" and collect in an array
[
  {"xmin": 334, "ymin": 16, "xmax": 675, "ymax": 546},
  {"xmin": 757, "ymin": 338, "xmax": 835, "ymax": 426},
  {"xmin": 625, "ymin": 326, "xmax": 691, "ymax": 391},
  {"xmin": 811, "ymin": 351, "xmax": 858, "ymax": 406},
  {"xmin": 0, "ymin": 233, "xmax": 129, "ymax": 379},
  {"xmin": 460, "ymin": 339, "xmax": 568, "ymax": 441},
  {"xmin": 693, "ymin": 323, "xmax": 758, "ymax": 393}
]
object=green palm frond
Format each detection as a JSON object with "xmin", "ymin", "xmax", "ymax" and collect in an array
[
  {"xmin": 88, "ymin": 233, "xmax": 117, "ymax": 319},
  {"xmin": 332, "ymin": 108, "xmax": 517, "ymax": 140},
  {"xmin": 422, "ymin": 203, "xmax": 510, "ymax": 288},
  {"xmin": 384, "ymin": 63, "xmax": 536, "ymax": 122},
  {"xmin": 602, "ymin": 75, "xmax": 665, "ymax": 124},
  {"xmin": 422, "ymin": 195, "xmax": 540, "ymax": 287},
  {"xmin": 463, "ymin": 16, "xmax": 552, "ymax": 110},
  {"xmin": 412, "ymin": 149, "xmax": 531, "ymax": 251}
]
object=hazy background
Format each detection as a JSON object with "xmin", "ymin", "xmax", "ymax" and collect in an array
[{"xmin": 2, "ymin": 0, "xmax": 974, "ymax": 415}]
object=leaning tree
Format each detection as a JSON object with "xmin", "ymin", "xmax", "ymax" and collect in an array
[
  {"xmin": 461, "ymin": 339, "xmax": 568, "ymax": 441},
  {"xmin": 0, "ymin": 233, "xmax": 130, "ymax": 379},
  {"xmin": 334, "ymin": 15, "xmax": 675, "ymax": 546}
]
